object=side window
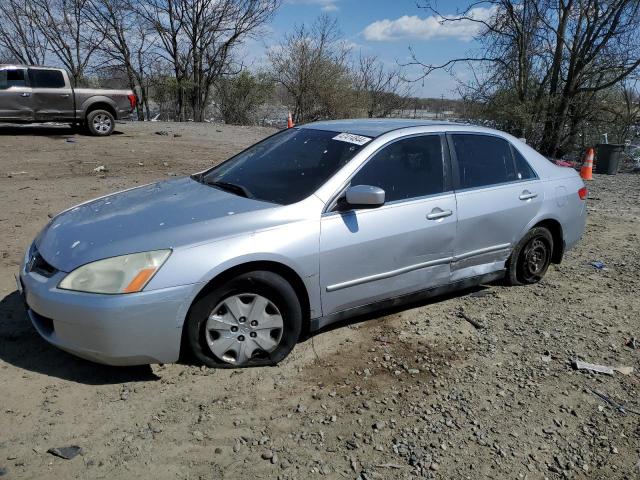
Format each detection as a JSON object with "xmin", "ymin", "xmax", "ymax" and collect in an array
[
  {"xmin": 350, "ymin": 135, "xmax": 445, "ymax": 203},
  {"xmin": 512, "ymin": 147, "xmax": 537, "ymax": 180},
  {"xmin": 28, "ymin": 69, "xmax": 66, "ymax": 88},
  {"xmin": 0, "ymin": 69, "xmax": 26, "ymax": 89},
  {"xmin": 452, "ymin": 134, "xmax": 517, "ymax": 189}
]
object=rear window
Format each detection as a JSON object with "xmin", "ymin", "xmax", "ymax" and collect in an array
[
  {"xmin": 28, "ymin": 69, "xmax": 66, "ymax": 88},
  {"xmin": 0, "ymin": 69, "xmax": 27, "ymax": 89}
]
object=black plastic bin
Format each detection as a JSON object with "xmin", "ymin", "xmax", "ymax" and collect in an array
[{"xmin": 595, "ymin": 143, "xmax": 624, "ymax": 175}]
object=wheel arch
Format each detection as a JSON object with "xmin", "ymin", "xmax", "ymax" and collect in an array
[
  {"xmin": 83, "ymin": 99, "xmax": 118, "ymax": 120},
  {"xmin": 181, "ymin": 260, "xmax": 312, "ymax": 344},
  {"xmin": 532, "ymin": 218, "xmax": 564, "ymax": 264}
]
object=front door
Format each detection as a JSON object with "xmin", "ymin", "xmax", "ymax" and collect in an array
[
  {"xmin": 448, "ymin": 133, "xmax": 543, "ymax": 281},
  {"xmin": 0, "ymin": 68, "xmax": 33, "ymax": 121},
  {"xmin": 320, "ymin": 134, "xmax": 457, "ymax": 316},
  {"xmin": 28, "ymin": 68, "xmax": 75, "ymax": 121}
]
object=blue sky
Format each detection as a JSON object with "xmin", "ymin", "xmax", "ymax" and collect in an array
[{"xmin": 246, "ymin": 0, "xmax": 492, "ymax": 99}]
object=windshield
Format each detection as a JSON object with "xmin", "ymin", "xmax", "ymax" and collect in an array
[{"xmin": 198, "ymin": 128, "xmax": 369, "ymax": 205}]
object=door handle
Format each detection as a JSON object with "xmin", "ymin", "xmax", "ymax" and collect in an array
[
  {"xmin": 60, "ymin": 94, "xmax": 70, "ymax": 98},
  {"xmin": 20, "ymin": 92, "xmax": 30, "ymax": 97},
  {"xmin": 519, "ymin": 191, "xmax": 538, "ymax": 201},
  {"xmin": 427, "ymin": 208, "xmax": 453, "ymax": 220}
]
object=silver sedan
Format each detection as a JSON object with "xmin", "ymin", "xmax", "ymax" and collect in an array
[{"xmin": 18, "ymin": 119, "xmax": 587, "ymax": 367}]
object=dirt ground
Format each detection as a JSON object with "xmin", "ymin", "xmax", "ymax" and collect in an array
[{"xmin": 0, "ymin": 122, "xmax": 639, "ymax": 480}]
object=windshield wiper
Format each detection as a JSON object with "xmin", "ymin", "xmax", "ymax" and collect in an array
[{"xmin": 204, "ymin": 179, "xmax": 254, "ymax": 199}]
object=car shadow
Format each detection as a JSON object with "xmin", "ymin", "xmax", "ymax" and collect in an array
[
  {"xmin": 0, "ymin": 291, "xmax": 158, "ymax": 385},
  {"xmin": 0, "ymin": 124, "xmax": 124, "ymax": 137},
  {"xmin": 301, "ymin": 283, "xmax": 497, "ymax": 340}
]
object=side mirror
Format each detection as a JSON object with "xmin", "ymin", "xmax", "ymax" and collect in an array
[{"xmin": 344, "ymin": 185, "xmax": 385, "ymax": 208}]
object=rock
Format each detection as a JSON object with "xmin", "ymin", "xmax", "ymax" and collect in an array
[
  {"xmin": 261, "ymin": 450, "xmax": 274, "ymax": 460},
  {"xmin": 47, "ymin": 446, "xmax": 82, "ymax": 460},
  {"xmin": 93, "ymin": 165, "xmax": 107, "ymax": 173},
  {"xmin": 373, "ymin": 421, "xmax": 386, "ymax": 430},
  {"xmin": 296, "ymin": 404, "xmax": 306, "ymax": 413},
  {"xmin": 155, "ymin": 131, "xmax": 168, "ymax": 136},
  {"xmin": 214, "ymin": 447, "xmax": 222, "ymax": 454}
]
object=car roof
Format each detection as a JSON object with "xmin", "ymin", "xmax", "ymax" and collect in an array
[
  {"xmin": 300, "ymin": 118, "xmax": 463, "ymax": 137},
  {"xmin": 0, "ymin": 64, "xmax": 59, "ymax": 70}
]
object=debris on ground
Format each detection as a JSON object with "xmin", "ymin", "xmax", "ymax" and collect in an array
[
  {"xmin": 458, "ymin": 309, "xmax": 486, "ymax": 329},
  {"xmin": 155, "ymin": 130, "xmax": 169, "ymax": 136},
  {"xmin": 615, "ymin": 365, "xmax": 634, "ymax": 375},
  {"xmin": 573, "ymin": 360, "xmax": 614, "ymax": 375},
  {"xmin": 0, "ymin": 467, "xmax": 7, "ymax": 477},
  {"xmin": 93, "ymin": 165, "xmax": 107, "ymax": 173},
  {"xmin": 7, "ymin": 171, "xmax": 28, "ymax": 177},
  {"xmin": 590, "ymin": 390, "xmax": 640, "ymax": 416},
  {"xmin": 47, "ymin": 446, "xmax": 82, "ymax": 460},
  {"xmin": 65, "ymin": 138, "xmax": 76, "ymax": 143},
  {"xmin": 590, "ymin": 260, "xmax": 606, "ymax": 270},
  {"xmin": 625, "ymin": 337, "xmax": 637, "ymax": 349}
]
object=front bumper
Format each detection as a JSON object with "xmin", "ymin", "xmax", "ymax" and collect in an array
[{"xmin": 19, "ymin": 255, "xmax": 203, "ymax": 366}]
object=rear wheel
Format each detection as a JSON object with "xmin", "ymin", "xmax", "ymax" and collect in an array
[
  {"xmin": 506, "ymin": 227, "xmax": 554, "ymax": 285},
  {"xmin": 185, "ymin": 271, "xmax": 302, "ymax": 368},
  {"xmin": 86, "ymin": 109, "xmax": 115, "ymax": 136}
]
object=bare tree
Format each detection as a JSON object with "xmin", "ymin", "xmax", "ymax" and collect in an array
[
  {"xmin": 136, "ymin": 0, "xmax": 278, "ymax": 121},
  {"xmin": 85, "ymin": 0, "xmax": 154, "ymax": 118},
  {"xmin": 408, "ymin": 0, "xmax": 640, "ymax": 156},
  {"xmin": 26, "ymin": 0, "xmax": 103, "ymax": 84},
  {"xmin": 354, "ymin": 53, "xmax": 410, "ymax": 118},
  {"xmin": 269, "ymin": 14, "xmax": 353, "ymax": 123},
  {"xmin": 0, "ymin": 0, "xmax": 48, "ymax": 65},
  {"xmin": 184, "ymin": 0, "xmax": 279, "ymax": 121}
]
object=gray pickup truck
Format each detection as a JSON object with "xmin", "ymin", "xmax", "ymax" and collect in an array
[{"xmin": 0, "ymin": 65, "xmax": 135, "ymax": 136}]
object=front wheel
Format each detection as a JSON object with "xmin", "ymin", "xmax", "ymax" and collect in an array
[
  {"xmin": 86, "ymin": 109, "xmax": 115, "ymax": 136},
  {"xmin": 185, "ymin": 271, "xmax": 302, "ymax": 368},
  {"xmin": 506, "ymin": 227, "xmax": 554, "ymax": 286}
]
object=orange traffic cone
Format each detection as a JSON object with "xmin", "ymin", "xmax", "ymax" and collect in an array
[
  {"xmin": 580, "ymin": 148, "xmax": 594, "ymax": 180},
  {"xmin": 287, "ymin": 112, "xmax": 294, "ymax": 129}
]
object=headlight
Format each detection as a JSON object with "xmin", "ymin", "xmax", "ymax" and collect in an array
[{"xmin": 58, "ymin": 250, "xmax": 171, "ymax": 294}]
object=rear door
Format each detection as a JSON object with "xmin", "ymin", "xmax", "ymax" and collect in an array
[
  {"xmin": 28, "ymin": 68, "xmax": 75, "ymax": 121},
  {"xmin": 319, "ymin": 134, "xmax": 457, "ymax": 316},
  {"xmin": 0, "ymin": 67, "xmax": 33, "ymax": 121},
  {"xmin": 448, "ymin": 133, "xmax": 542, "ymax": 281}
]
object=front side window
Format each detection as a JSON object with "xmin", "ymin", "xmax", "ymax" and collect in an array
[
  {"xmin": 452, "ymin": 134, "xmax": 517, "ymax": 189},
  {"xmin": 0, "ymin": 69, "xmax": 27, "ymax": 89},
  {"xmin": 350, "ymin": 135, "xmax": 445, "ymax": 203},
  {"xmin": 199, "ymin": 128, "xmax": 368, "ymax": 205},
  {"xmin": 28, "ymin": 69, "xmax": 66, "ymax": 88}
]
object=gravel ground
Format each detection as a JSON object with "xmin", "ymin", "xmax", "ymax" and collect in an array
[{"xmin": 0, "ymin": 122, "xmax": 638, "ymax": 479}]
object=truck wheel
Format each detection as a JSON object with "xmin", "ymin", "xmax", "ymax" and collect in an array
[{"xmin": 86, "ymin": 109, "xmax": 115, "ymax": 136}]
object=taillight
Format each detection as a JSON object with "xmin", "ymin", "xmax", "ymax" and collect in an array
[
  {"xmin": 578, "ymin": 186, "xmax": 588, "ymax": 200},
  {"xmin": 127, "ymin": 93, "xmax": 136, "ymax": 110}
]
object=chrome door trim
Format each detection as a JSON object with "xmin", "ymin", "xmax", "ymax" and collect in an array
[
  {"xmin": 325, "ymin": 242, "xmax": 512, "ymax": 292},
  {"xmin": 325, "ymin": 256, "xmax": 454, "ymax": 292},
  {"xmin": 452, "ymin": 243, "xmax": 511, "ymax": 262}
]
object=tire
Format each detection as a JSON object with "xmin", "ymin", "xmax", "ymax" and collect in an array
[
  {"xmin": 185, "ymin": 271, "xmax": 302, "ymax": 368},
  {"xmin": 86, "ymin": 109, "xmax": 115, "ymax": 136},
  {"xmin": 506, "ymin": 227, "xmax": 554, "ymax": 286}
]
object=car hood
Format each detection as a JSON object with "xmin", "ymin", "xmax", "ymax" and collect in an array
[{"xmin": 36, "ymin": 177, "xmax": 279, "ymax": 272}]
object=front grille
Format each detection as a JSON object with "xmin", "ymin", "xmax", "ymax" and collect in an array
[{"xmin": 28, "ymin": 250, "xmax": 57, "ymax": 278}]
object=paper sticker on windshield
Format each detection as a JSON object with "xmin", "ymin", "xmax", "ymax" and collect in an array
[{"xmin": 332, "ymin": 132, "xmax": 372, "ymax": 146}]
